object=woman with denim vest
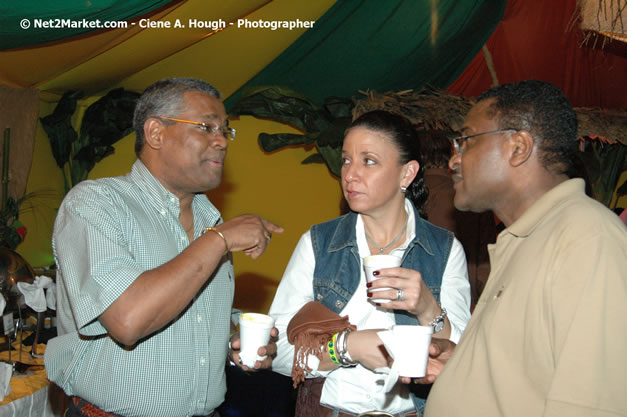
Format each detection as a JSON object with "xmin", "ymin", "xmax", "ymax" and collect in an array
[{"xmin": 269, "ymin": 111, "xmax": 471, "ymax": 417}]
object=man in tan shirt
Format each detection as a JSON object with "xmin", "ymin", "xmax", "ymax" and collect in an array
[{"xmin": 420, "ymin": 80, "xmax": 627, "ymax": 417}]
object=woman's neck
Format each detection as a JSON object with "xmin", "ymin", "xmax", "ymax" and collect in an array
[{"xmin": 361, "ymin": 200, "xmax": 408, "ymax": 254}]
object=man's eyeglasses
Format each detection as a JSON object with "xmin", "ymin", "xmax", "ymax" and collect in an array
[
  {"xmin": 449, "ymin": 128, "xmax": 518, "ymax": 155},
  {"xmin": 158, "ymin": 116, "xmax": 236, "ymax": 141}
]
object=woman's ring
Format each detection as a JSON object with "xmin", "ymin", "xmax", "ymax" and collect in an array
[
  {"xmin": 264, "ymin": 232, "xmax": 272, "ymax": 241},
  {"xmin": 396, "ymin": 288, "xmax": 404, "ymax": 301}
]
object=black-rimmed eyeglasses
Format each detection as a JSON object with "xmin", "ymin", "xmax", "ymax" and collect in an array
[
  {"xmin": 158, "ymin": 116, "xmax": 236, "ymax": 141},
  {"xmin": 449, "ymin": 128, "xmax": 518, "ymax": 155}
]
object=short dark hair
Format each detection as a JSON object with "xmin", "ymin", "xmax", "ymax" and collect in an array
[
  {"xmin": 416, "ymin": 129, "xmax": 452, "ymax": 169},
  {"xmin": 477, "ymin": 79, "xmax": 578, "ymax": 176},
  {"xmin": 347, "ymin": 110, "xmax": 428, "ymax": 213},
  {"xmin": 132, "ymin": 78, "xmax": 222, "ymax": 156}
]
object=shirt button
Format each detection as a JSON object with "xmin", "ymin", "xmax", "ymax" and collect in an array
[
  {"xmin": 200, "ymin": 357, "xmax": 205, "ymax": 366},
  {"xmin": 197, "ymin": 314, "xmax": 202, "ymax": 323},
  {"xmin": 160, "ymin": 209, "xmax": 166, "ymax": 215}
]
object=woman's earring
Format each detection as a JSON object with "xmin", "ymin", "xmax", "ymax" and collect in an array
[{"xmin": 400, "ymin": 186, "xmax": 407, "ymax": 193}]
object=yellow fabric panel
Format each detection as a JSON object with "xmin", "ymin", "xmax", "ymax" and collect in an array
[
  {"xmin": 38, "ymin": 0, "xmax": 272, "ymax": 95},
  {"xmin": 0, "ymin": 367, "xmax": 48, "ymax": 406},
  {"xmin": 118, "ymin": 0, "xmax": 337, "ymax": 98},
  {"xmin": 0, "ymin": 0, "xmax": 274, "ymax": 94},
  {"xmin": 0, "ymin": 337, "xmax": 47, "ymax": 405},
  {"xmin": 0, "ymin": 2, "xmax": 184, "ymax": 90}
]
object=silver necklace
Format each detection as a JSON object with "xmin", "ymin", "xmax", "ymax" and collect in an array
[{"xmin": 365, "ymin": 216, "xmax": 408, "ymax": 254}]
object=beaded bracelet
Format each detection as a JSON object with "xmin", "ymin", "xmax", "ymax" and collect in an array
[{"xmin": 327, "ymin": 333, "xmax": 340, "ymax": 364}]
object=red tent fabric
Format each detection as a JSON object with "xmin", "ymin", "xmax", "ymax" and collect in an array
[{"xmin": 446, "ymin": 0, "xmax": 627, "ymax": 109}]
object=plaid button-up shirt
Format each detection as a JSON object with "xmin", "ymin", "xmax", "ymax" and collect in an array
[{"xmin": 45, "ymin": 160, "xmax": 234, "ymax": 417}]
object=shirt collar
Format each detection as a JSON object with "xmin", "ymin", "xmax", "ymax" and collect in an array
[
  {"xmin": 327, "ymin": 199, "xmax": 434, "ymax": 256},
  {"xmin": 128, "ymin": 159, "xmax": 221, "ymax": 225},
  {"xmin": 129, "ymin": 159, "xmax": 177, "ymax": 208},
  {"xmin": 504, "ymin": 178, "xmax": 585, "ymax": 238}
]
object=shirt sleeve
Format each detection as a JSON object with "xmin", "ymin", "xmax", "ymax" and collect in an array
[
  {"xmin": 53, "ymin": 183, "xmax": 144, "ymax": 336},
  {"xmin": 269, "ymin": 231, "xmax": 330, "ymax": 378},
  {"xmin": 440, "ymin": 237, "xmax": 472, "ymax": 343}
]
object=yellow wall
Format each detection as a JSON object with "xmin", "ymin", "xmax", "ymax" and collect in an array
[
  {"xmin": 208, "ymin": 117, "xmax": 342, "ymax": 313},
  {"xmin": 89, "ymin": 115, "xmax": 343, "ymax": 314}
]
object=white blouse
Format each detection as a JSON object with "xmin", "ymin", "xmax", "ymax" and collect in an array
[{"xmin": 269, "ymin": 200, "xmax": 471, "ymax": 415}]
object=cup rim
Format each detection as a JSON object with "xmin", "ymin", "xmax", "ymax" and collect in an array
[{"xmin": 240, "ymin": 312, "xmax": 275, "ymax": 326}]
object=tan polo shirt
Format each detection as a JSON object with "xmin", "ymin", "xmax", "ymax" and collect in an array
[{"xmin": 425, "ymin": 179, "xmax": 627, "ymax": 417}]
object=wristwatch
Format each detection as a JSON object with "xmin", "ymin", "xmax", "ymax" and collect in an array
[{"xmin": 428, "ymin": 305, "xmax": 447, "ymax": 333}]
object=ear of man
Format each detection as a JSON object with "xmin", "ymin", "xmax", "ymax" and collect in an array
[
  {"xmin": 508, "ymin": 130, "xmax": 534, "ymax": 167},
  {"xmin": 143, "ymin": 118, "xmax": 166, "ymax": 151}
]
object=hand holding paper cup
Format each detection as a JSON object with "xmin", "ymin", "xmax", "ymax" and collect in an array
[
  {"xmin": 377, "ymin": 324, "xmax": 433, "ymax": 392},
  {"xmin": 363, "ymin": 255, "xmax": 401, "ymax": 303},
  {"xmin": 238, "ymin": 312, "xmax": 275, "ymax": 368}
]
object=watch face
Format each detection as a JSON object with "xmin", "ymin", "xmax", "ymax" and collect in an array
[{"xmin": 433, "ymin": 319, "xmax": 444, "ymax": 333}]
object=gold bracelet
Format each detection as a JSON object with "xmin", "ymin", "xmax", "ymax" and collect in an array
[{"xmin": 202, "ymin": 226, "xmax": 229, "ymax": 256}]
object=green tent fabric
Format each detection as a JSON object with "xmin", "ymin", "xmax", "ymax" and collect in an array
[
  {"xmin": 225, "ymin": 0, "xmax": 506, "ymax": 110},
  {"xmin": 0, "ymin": 0, "xmax": 175, "ymax": 50}
]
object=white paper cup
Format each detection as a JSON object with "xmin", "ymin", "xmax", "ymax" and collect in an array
[
  {"xmin": 238, "ymin": 312, "xmax": 275, "ymax": 367},
  {"xmin": 363, "ymin": 254, "xmax": 402, "ymax": 303},
  {"xmin": 389, "ymin": 325, "xmax": 433, "ymax": 378}
]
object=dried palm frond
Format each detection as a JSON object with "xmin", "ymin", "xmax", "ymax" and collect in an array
[
  {"xmin": 353, "ymin": 87, "xmax": 627, "ymax": 144},
  {"xmin": 576, "ymin": 107, "xmax": 627, "ymax": 144},
  {"xmin": 577, "ymin": 0, "xmax": 627, "ymax": 47},
  {"xmin": 353, "ymin": 87, "xmax": 473, "ymax": 133}
]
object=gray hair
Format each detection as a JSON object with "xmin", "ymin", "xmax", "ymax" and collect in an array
[{"xmin": 133, "ymin": 77, "xmax": 222, "ymax": 156}]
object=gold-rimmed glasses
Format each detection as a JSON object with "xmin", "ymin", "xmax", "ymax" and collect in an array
[
  {"xmin": 158, "ymin": 116, "xmax": 236, "ymax": 141},
  {"xmin": 449, "ymin": 128, "xmax": 518, "ymax": 155}
]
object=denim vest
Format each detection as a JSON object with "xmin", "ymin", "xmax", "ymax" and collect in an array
[{"xmin": 310, "ymin": 202, "xmax": 453, "ymax": 414}]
